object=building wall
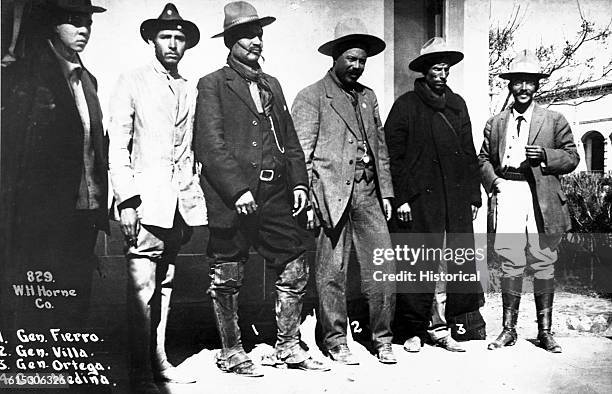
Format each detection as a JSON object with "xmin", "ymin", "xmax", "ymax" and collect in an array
[{"xmin": 549, "ymin": 94, "xmax": 612, "ymax": 173}]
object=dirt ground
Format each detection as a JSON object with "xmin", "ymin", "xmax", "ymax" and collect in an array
[{"xmin": 153, "ymin": 292, "xmax": 612, "ymax": 394}]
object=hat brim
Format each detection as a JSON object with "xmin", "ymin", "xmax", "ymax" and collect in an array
[
  {"xmin": 318, "ymin": 34, "xmax": 386, "ymax": 57},
  {"xmin": 499, "ymin": 71, "xmax": 550, "ymax": 80},
  {"xmin": 48, "ymin": 5, "xmax": 106, "ymax": 13},
  {"xmin": 211, "ymin": 16, "xmax": 276, "ymax": 38},
  {"xmin": 140, "ymin": 19, "xmax": 201, "ymax": 49},
  {"xmin": 409, "ymin": 51, "xmax": 464, "ymax": 72}
]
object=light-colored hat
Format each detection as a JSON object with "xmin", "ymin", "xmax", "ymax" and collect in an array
[
  {"xmin": 318, "ymin": 18, "xmax": 386, "ymax": 57},
  {"xmin": 211, "ymin": 1, "xmax": 275, "ymax": 38},
  {"xmin": 408, "ymin": 37, "xmax": 463, "ymax": 72},
  {"xmin": 140, "ymin": 3, "xmax": 200, "ymax": 49},
  {"xmin": 499, "ymin": 50, "xmax": 550, "ymax": 80}
]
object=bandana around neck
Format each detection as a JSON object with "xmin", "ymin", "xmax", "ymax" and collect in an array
[
  {"xmin": 414, "ymin": 77, "xmax": 446, "ymax": 111},
  {"xmin": 227, "ymin": 53, "xmax": 274, "ymax": 117}
]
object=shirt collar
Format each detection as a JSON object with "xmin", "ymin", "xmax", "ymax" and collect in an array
[
  {"xmin": 512, "ymin": 101, "xmax": 535, "ymax": 124},
  {"xmin": 48, "ymin": 40, "xmax": 82, "ymax": 80},
  {"xmin": 151, "ymin": 58, "xmax": 185, "ymax": 81}
]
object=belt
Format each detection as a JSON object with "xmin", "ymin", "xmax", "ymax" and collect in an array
[
  {"xmin": 259, "ymin": 169, "xmax": 277, "ymax": 182},
  {"xmin": 501, "ymin": 167, "xmax": 527, "ymax": 181}
]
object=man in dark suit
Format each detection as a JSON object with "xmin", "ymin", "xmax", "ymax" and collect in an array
[
  {"xmin": 1, "ymin": 0, "xmax": 108, "ymax": 329},
  {"xmin": 194, "ymin": 1, "xmax": 329, "ymax": 377},
  {"xmin": 292, "ymin": 18, "xmax": 397, "ymax": 365},
  {"xmin": 479, "ymin": 51, "xmax": 579, "ymax": 353}
]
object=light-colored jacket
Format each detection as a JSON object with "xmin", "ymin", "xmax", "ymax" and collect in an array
[
  {"xmin": 291, "ymin": 73, "xmax": 394, "ymax": 229},
  {"xmin": 108, "ymin": 61, "xmax": 207, "ymax": 228},
  {"xmin": 479, "ymin": 104, "xmax": 579, "ymax": 234}
]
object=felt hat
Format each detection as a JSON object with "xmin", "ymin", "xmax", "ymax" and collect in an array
[
  {"xmin": 318, "ymin": 18, "xmax": 385, "ymax": 57},
  {"xmin": 140, "ymin": 3, "xmax": 200, "ymax": 49},
  {"xmin": 211, "ymin": 1, "xmax": 275, "ymax": 38},
  {"xmin": 408, "ymin": 37, "xmax": 463, "ymax": 73},
  {"xmin": 47, "ymin": 0, "xmax": 106, "ymax": 14},
  {"xmin": 499, "ymin": 50, "xmax": 550, "ymax": 80}
]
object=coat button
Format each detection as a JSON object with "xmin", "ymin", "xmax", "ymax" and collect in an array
[
  {"xmin": 252, "ymin": 141, "xmax": 258, "ymax": 147},
  {"xmin": 348, "ymin": 139, "xmax": 354, "ymax": 144},
  {"xmin": 252, "ymin": 120, "xmax": 258, "ymax": 126},
  {"xmin": 346, "ymin": 180, "xmax": 351, "ymax": 185},
  {"xmin": 349, "ymin": 159, "xmax": 354, "ymax": 165}
]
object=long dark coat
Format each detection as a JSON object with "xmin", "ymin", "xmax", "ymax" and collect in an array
[
  {"xmin": 384, "ymin": 87, "xmax": 481, "ymax": 233},
  {"xmin": 193, "ymin": 66, "xmax": 307, "ymax": 229},
  {"xmin": 1, "ymin": 41, "xmax": 109, "ymax": 246},
  {"xmin": 1, "ymin": 41, "xmax": 108, "ymax": 327},
  {"xmin": 384, "ymin": 83, "xmax": 485, "ymax": 341}
]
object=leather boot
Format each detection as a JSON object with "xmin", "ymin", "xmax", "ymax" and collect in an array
[
  {"xmin": 209, "ymin": 262, "xmax": 262, "ymax": 376},
  {"xmin": 534, "ymin": 279, "xmax": 562, "ymax": 353},
  {"xmin": 488, "ymin": 276, "xmax": 522, "ymax": 350},
  {"xmin": 127, "ymin": 258, "xmax": 158, "ymax": 392}
]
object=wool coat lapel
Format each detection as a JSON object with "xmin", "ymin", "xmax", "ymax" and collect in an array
[{"xmin": 324, "ymin": 76, "xmax": 360, "ymax": 139}]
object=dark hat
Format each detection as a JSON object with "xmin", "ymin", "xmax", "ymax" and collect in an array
[
  {"xmin": 318, "ymin": 18, "xmax": 385, "ymax": 57},
  {"xmin": 211, "ymin": 1, "xmax": 275, "ymax": 38},
  {"xmin": 408, "ymin": 37, "xmax": 463, "ymax": 73},
  {"xmin": 499, "ymin": 50, "xmax": 550, "ymax": 80},
  {"xmin": 47, "ymin": 0, "xmax": 106, "ymax": 14},
  {"xmin": 140, "ymin": 3, "xmax": 200, "ymax": 49}
]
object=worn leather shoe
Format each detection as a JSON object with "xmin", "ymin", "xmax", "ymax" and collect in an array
[
  {"xmin": 229, "ymin": 360, "xmax": 264, "ymax": 377},
  {"xmin": 487, "ymin": 328, "xmax": 518, "ymax": 350},
  {"xmin": 376, "ymin": 343, "xmax": 397, "ymax": 364},
  {"xmin": 403, "ymin": 336, "xmax": 422, "ymax": 353},
  {"xmin": 434, "ymin": 335, "xmax": 466, "ymax": 352},
  {"xmin": 153, "ymin": 366, "xmax": 196, "ymax": 384},
  {"xmin": 325, "ymin": 344, "xmax": 359, "ymax": 365},
  {"xmin": 288, "ymin": 357, "xmax": 330, "ymax": 371},
  {"xmin": 538, "ymin": 331, "xmax": 562, "ymax": 353}
]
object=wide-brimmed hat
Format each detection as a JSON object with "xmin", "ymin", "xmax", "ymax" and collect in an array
[
  {"xmin": 499, "ymin": 50, "xmax": 550, "ymax": 80},
  {"xmin": 318, "ymin": 18, "xmax": 385, "ymax": 57},
  {"xmin": 211, "ymin": 1, "xmax": 275, "ymax": 38},
  {"xmin": 409, "ymin": 37, "xmax": 463, "ymax": 72},
  {"xmin": 47, "ymin": 0, "xmax": 106, "ymax": 13},
  {"xmin": 140, "ymin": 3, "xmax": 200, "ymax": 49}
]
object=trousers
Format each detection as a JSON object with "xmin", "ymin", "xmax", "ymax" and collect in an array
[{"xmin": 315, "ymin": 177, "xmax": 396, "ymax": 350}]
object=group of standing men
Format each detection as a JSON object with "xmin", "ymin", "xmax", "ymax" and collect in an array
[{"xmin": 2, "ymin": 0, "xmax": 579, "ymax": 393}]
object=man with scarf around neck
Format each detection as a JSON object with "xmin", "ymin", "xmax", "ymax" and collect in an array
[
  {"xmin": 193, "ymin": 1, "xmax": 329, "ymax": 377},
  {"xmin": 292, "ymin": 18, "xmax": 397, "ymax": 365},
  {"xmin": 385, "ymin": 37, "xmax": 485, "ymax": 353},
  {"xmin": 108, "ymin": 4, "xmax": 207, "ymax": 392}
]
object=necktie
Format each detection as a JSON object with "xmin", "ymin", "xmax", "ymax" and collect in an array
[{"xmin": 516, "ymin": 115, "xmax": 525, "ymax": 137}]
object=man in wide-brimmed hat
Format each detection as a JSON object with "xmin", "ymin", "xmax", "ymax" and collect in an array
[
  {"xmin": 193, "ymin": 1, "xmax": 329, "ymax": 377},
  {"xmin": 1, "ymin": 0, "xmax": 109, "ymax": 336},
  {"xmin": 292, "ymin": 17, "xmax": 397, "ymax": 365},
  {"xmin": 479, "ymin": 50, "xmax": 579, "ymax": 353},
  {"xmin": 385, "ymin": 37, "xmax": 486, "ymax": 353},
  {"xmin": 108, "ymin": 3, "xmax": 206, "ymax": 392}
]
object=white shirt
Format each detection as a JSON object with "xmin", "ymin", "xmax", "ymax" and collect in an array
[{"xmin": 502, "ymin": 103, "xmax": 534, "ymax": 169}]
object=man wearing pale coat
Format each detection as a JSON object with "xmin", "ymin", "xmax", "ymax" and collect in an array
[{"xmin": 108, "ymin": 4, "xmax": 206, "ymax": 392}]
